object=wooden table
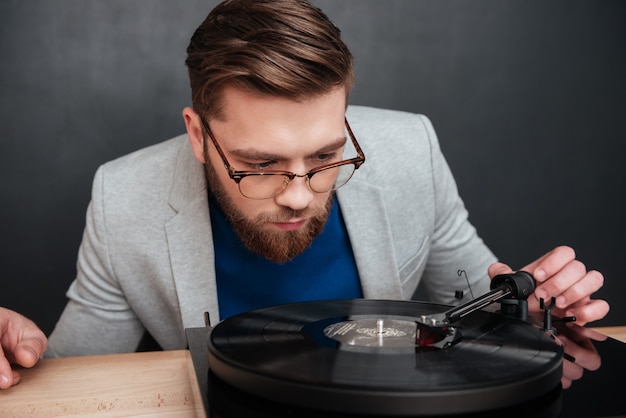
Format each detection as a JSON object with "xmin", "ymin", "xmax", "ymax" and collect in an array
[
  {"xmin": 0, "ymin": 327, "xmax": 623, "ymax": 417},
  {"xmin": 0, "ymin": 350, "xmax": 206, "ymax": 418},
  {"xmin": 590, "ymin": 326, "xmax": 626, "ymax": 343}
]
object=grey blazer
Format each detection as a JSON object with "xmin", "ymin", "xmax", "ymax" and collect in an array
[{"xmin": 46, "ymin": 106, "xmax": 496, "ymax": 357}]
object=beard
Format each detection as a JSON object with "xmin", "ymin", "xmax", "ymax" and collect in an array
[{"xmin": 203, "ymin": 148, "xmax": 333, "ymax": 264}]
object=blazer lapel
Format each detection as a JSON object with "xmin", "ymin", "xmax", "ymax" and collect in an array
[
  {"xmin": 165, "ymin": 138, "xmax": 220, "ymax": 329},
  {"xmin": 337, "ymin": 180, "xmax": 404, "ymax": 300}
]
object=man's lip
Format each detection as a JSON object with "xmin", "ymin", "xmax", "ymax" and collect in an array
[{"xmin": 270, "ymin": 219, "xmax": 307, "ymax": 231}]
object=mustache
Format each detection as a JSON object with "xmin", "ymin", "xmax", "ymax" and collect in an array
[
  {"xmin": 256, "ymin": 208, "xmax": 320, "ymax": 223},
  {"xmin": 255, "ymin": 204, "xmax": 332, "ymax": 225}
]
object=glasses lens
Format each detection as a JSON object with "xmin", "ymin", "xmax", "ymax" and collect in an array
[
  {"xmin": 237, "ymin": 163, "xmax": 357, "ymax": 199},
  {"xmin": 309, "ymin": 163, "xmax": 356, "ymax": 193},
  {"xmin": 238, "ymin": 174, "xmax": 290, "ymax": 200}
]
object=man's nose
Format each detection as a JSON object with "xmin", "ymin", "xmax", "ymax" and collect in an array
[{"xmin": 273, "ymin": 175, "xmax": 315, "ymax": 211}]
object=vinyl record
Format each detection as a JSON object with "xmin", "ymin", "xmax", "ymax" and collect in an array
[{"xmin": 207, "ymin": 299, "xmax": 563, "ymax": 416}]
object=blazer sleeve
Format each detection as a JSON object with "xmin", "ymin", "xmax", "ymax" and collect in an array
[
  {"xmin": 417, "ymin": 115, "xmax": 497, "ymax": 304},
  {"xmin": 45, "ymin": 165, "xmax": 145, "ymax": 357}
]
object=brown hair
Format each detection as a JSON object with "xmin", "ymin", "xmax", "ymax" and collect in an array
[{"xmin": 185, "ymin": 0, "xmax": 354, "ymax": 119}]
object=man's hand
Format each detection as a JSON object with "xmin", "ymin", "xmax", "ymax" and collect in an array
[
  {"xmin": 488, "ymin": 245, "xmax": 610, "ymax": 325},
  {"xmin": 0, "ymin": 307, "xmax": 47, "ymax": 389}
]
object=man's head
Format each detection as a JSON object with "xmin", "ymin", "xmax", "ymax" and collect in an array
[
  {"xmin": 185, "ymin": 0, "xmax": 354, "ymax": 120},
  {"xmin": 182, "ymin": 0, "xmax": 358, "ymax": 263}
]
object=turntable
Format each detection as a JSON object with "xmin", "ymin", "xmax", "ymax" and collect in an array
[{"xmin": 186, "ymin": 272, "xmax": 626, "ymax": 417}]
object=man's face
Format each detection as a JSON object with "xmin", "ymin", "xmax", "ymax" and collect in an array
[{"xmin": 200, "ymin": 86, "xmax": 348, "ymax": 263}]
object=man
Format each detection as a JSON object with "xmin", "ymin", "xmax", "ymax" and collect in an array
[{"xmin": 0, "ymin": 0, "xmax": 609, "ymax": 389}]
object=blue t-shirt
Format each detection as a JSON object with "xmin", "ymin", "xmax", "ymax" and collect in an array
[{"xmin": 209, "ymin": 194, "xmax": 363, "ymax": 320}]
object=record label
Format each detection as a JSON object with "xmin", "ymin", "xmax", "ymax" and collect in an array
[{"xmin": 324, "ymin": 318, "xmax": 416, "ymax": 348}]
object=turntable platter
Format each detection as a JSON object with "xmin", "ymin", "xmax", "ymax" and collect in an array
[{"xmin": 207, "ymin": 299, "xmax": 563, "ymax": 416}]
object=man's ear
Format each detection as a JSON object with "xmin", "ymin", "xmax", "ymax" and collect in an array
[{"xmin": 182, "ymin": 107, "xmax": 206, "ymax": 163}]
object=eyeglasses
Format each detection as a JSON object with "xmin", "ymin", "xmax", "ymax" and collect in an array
[{"xmin": 200, "ymin": 117, "xmax": 366, "ymax": 200}]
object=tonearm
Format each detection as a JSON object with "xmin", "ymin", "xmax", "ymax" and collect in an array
[{"xmin": 415, "ymin": 271, "xmax": 535, "ymax": 347}]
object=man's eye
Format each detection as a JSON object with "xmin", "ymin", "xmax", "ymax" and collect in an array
[
  {"xmin": 316, "ymin": 152, "xmax": 339, "ymax": 163},
  {"xmin": 246, "ymin": 161, "xmax": 275, "ymax": 170}
]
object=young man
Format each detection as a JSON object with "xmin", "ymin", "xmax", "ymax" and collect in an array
[{"xmin": 0, "ymin": 0, "xmax": 608, "ymax": 389}]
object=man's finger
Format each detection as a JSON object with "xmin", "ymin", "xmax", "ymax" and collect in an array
[
  {"xmin": 522, "ymin": 245, "xmax": 576, "ymax": 283},
  {"xmin": 0, "ymin": 345, "xmax": 15, "ymax": 390},
  {"xmin": 14, "ymin": 339, "xmax": 46, "ymax": 368}
]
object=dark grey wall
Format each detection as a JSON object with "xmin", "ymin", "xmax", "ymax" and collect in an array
[{"xmin": 1, "ymin": 0, "xmax": 624, "ymax": 335}]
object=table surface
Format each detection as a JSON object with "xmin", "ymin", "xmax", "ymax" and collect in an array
[
  {"xmin": 0, "ymin": 327, "xmax": 623, "ymax": 417},
  {"xmin": 590, "ymin": 326, "xmax": 626, "ymax": 343},
  {"xmin": 0, "ymin": 350, "xmax": 206, "ymax": 418}
]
